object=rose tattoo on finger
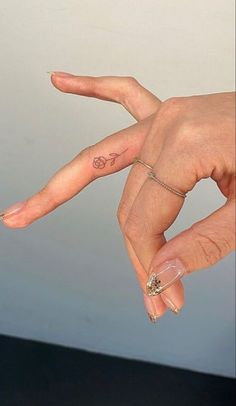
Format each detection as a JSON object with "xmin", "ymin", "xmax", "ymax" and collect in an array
[{"xmin": 93, "ymin": 148, "xmax": 128, "ymax": 169}]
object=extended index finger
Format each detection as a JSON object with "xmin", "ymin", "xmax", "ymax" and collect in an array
[{"xmin": 2, "ymin": 116, "xmax": 153, "ymax": 228}]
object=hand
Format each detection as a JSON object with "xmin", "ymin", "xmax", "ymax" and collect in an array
[
  {"xmin": 1, "ymin": 73, "xmax": 235, "ymax": 323},
  {"xmin": 1, "ymin": 72, "xmax": 171, "ymax": 320},
  {"xmin": 117, "ymin": 90, "xmax": 235, "ymax": 320}
]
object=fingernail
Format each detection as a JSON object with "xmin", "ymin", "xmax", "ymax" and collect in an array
[
  {"xmin": 49, "ymin": 71, "xmax": 75, "ymax": 78},
  {"xmin": 147, "ymin": 313, "xmax": 159, "ymax": 323},
  {"xmin": 161, "ymin": 293, "xmax": 181, "ymax": 315},
  {"xmin": 0, "ymin": 201, "xmax": 26, "ymax": 220},
  {"xmin": 143, "ymin": 293, "xmax": 161, "ymax": 323},
  {"xmin": 146, "ymin": 258, "xmax": 186, "ymax": 296}
]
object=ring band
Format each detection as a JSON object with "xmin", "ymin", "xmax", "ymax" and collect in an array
[
  {"xmin": 148, "ymin": 171, "xmax": 187, "ymax": 198},
  {"xmin": 132, "ymin": 156, "xmax": 153, "ymax": 171},
  {"xmin": 133, "ymin": 156, "xmax": 187, "ymax": 199}
]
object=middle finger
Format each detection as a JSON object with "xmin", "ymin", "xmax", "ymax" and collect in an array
[{"xmin": 118, "ymin": 108, "xmax": 185, "ymax": 316}]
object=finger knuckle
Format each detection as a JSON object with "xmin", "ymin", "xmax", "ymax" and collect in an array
[
  {"xmin": 166, "ymin": 120, "xmax": 213, "ymax": 183},
  {"xmin": 161, "ymin": 96, "xmax": 187, "ymax": 116},
  {"xmin": 116, "ymin": 203, "xmax": 128, "ymax": 230},
  {"xmin": 173, "ymin": 118, "xmax": 196, "ymax": 141},
  {"xmin": 163, "ymin": 95, "xmax": 194, "ymax": 110},
  {"xmin": 162, "ymin": 98, "xmax": 204, "ymax": 147},
  {"xmin": 164, "ymin": 96, "xmax": 183, "ymax": 107},
  {"xmin": 163, "ymin": 121, "xmax": 196, "ymax": 159},
  {"xmin": 190, "ymin": 223, "xmax": 230, "ymax": 266},
  {"xmin": 121, "ymin": 77, "xmax": 140, "ymax": 104},
  {"xmin": 123, "ymin": 211, "xmax": 142, "ymax": 242},
  {"xmin": 124, "ymin": 76, "xmax": 139, "ymax": 87}
]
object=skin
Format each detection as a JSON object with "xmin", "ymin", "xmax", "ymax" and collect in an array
[{"xmin": 2, "ymin": 72, "xmax": 235, "ymax": 319}]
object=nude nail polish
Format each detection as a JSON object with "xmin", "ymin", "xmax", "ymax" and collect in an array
[
  {"xmin": 0, "ymin": 201, "xmax": 26, "ymax": 220},
  {"xmin": 146, "ymin": 258, "xmax": 186, "ymax": 296},
  {"xmin": 50, "ymin": 72, "xmax": 75, "ymax": 78},
  {"xmin": 161, "ymin": 293, "xmax": 180, "ymax": 315},
  {"xmin": 147, "ymin": 313, "xmax": 159, "ymax": 323},
  {"xmin": 143, "ymin": 293, "xmax": 161, "ymax": 323}
]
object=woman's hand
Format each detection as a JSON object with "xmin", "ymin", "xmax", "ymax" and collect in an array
[
  {"xmin": 117, "ymin": 91, "xmax": 235, "ymax": 320},
  {"xmin": 1, "ymin": 72, "xmax": 171, "ymax": 321},
  {"xmin": 1, "ymin": 72, "xmax": 235, "ymax": 322}
]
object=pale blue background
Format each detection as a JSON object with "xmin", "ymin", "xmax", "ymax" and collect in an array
[{"xmin": 0, "ymin": 0, "xmax": 235, "ymax": 377}]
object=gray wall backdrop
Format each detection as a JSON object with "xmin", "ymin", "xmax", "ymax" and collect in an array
[{"xmin": 0, "ymin": 0, "xmax": 235, "ymax": 378}]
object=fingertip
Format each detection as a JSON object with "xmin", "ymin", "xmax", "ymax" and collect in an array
[
  {"xmin": 161, "ymin": 280, "xmax": 185, "ymax": 315},
  {"xmin": 50, "ymin": 73, "xmax": 76, "ymax": 93},
  {"xmin": 50, "ymin": 73, "xmax": 63, "ymax": 89},
  {"xmin": 143, "ymin": 292, "xmax": 167, "ymax": 321},
  {"xmin": 1, "ymin": 214, "xmax": 30, "ymax": 229}
]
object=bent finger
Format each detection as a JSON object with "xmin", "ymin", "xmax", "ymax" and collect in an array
[
  {"xmin": 50, "ymin": 72, "xmax": 161, "ymax": 121},
  {"xmin": 117, "ymin": 115, "xmax": 181, "ymax": 317},
  {"xmin": 124, "ymin": 235, "xmax": 168, "ymax": 322},
  {"xmin": 124, "ymin": 145, "xmax": 194, "ymax": 307}
]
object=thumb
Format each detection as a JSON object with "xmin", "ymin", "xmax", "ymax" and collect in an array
[{"xmin": 146, "ymin": 199, "xmax": 235, "ymax": 296}]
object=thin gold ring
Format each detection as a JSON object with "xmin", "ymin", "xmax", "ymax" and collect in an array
[
  {"xmin": 133, "ymin": 156, "xmax": 153, "ymax": 171},
  {"xmin": 133, "ymin": 156, "xmax": 187, "ymax": 199},
  {"xmin": 148, "ymin": 171, "xmax": 187, "ymax": 198}
]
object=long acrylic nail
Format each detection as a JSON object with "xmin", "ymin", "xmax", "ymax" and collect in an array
[
  {"xmin": 0, "ymin": 201, "xmax": 26, "ymax": 220},
  {"xmin": 146, "ymin": 258, "xmax": 186, "ymax": 296},
  {"xmin": 143, "ymin": 293, "xmax": 161, "ymax": 323}
]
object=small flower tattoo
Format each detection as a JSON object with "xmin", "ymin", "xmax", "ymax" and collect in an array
[
  {"xmin": 93, "ymin": 156, "xmax": 107, "ymax": 169},
  {"xmin": 93, "ymin": 148, "xmax": 128, "ymax": 169}
]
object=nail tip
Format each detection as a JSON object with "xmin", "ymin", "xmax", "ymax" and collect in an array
[
  {"xmin": 172, "ymin": 308, "xmax": 180, "ymax": 315},
  {"xmin": 0, "ymin": 202, "xmax": 26, "ymax": 219},
  {"xmin": 147, "ymin": 313, "xmax": 159, "ymax": 323},
  {"xmin": 146, "ymin": 258, "xmax": 186, "ymax": 296}
]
